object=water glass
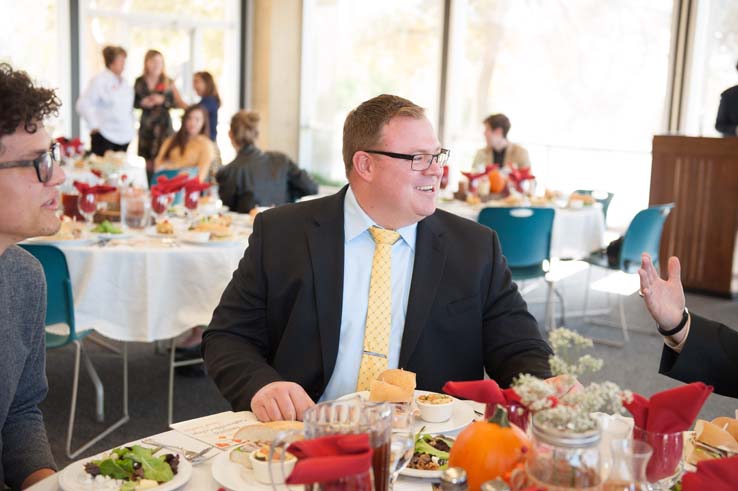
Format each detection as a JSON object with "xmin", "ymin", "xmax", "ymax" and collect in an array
[
  {"xmin": 78, "ymin": 193, "xmax": 97, "ymax": 227},
  {"xmin": 632, "ymin": 426, "xmax": 683, "ymax": 489},
  {"xmin": 121, "ymin": 188, "xmax": 151, "ymax": 230},
  {"xmin": 602, "ymin": 439, "xmax": 652, "ymax": 491}
]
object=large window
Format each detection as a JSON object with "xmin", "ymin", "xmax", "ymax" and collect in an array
[
  {"xmin": 81, "ymin": 0, "xmax": 240, "ymax": 162},
  {"xmin": 0, "ymin": 0, "xmax": 72, "ymax": 137},
  {"xmin": 300, "ymin": 1, "xmax": 674, "ymax": 227},
  {"xmin": 300, "ymin": 0, "xmax": 444, "ymax": 182},
  {"xmin": 682, "ymin": 0, "xmax": 738, "ymax": 137}
]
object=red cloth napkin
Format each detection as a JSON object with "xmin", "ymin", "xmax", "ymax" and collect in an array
[
  {"xmin": 152, "ymin": 174, "xmax": 190, "ymax": 195},
  {"xmin": 508, "ymin": 167, "xmax": 535, "ymax": 192},
  {"xmin": 72, "ymin": 181, "xmax": 117, "ymax": 195},
  {"xmin": 443, "ymin": 380, "xmax": 521, "ymax": 407},
  {"xmin": 285, "ymin": 433, "xmax": 373, "ymax": 485},
  {"xmin": 183, "ymin": 177, "xmax": 211, "ymax": 193},
  {"xmin": 624, "ymin": 382, "xmax": 713, "ymax": 433},
  {"xmin": 682, "ymin": 456, "xmax": 738, "ymax": 491}
]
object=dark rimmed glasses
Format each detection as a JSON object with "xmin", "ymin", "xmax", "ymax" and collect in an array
[
  {"xmin": 364, "ymin": 148, "xmax": 450, "ymax": 171},
  {"xmin": 0, "ymin": 142, "xmax": 60, "ymax": 183}
]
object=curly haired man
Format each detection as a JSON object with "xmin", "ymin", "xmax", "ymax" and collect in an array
[{"xmin": 0, "ymin": 62, "xmax": 63, "ymax": 489}]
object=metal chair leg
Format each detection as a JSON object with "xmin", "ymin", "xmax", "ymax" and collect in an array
[
  {"xmin": 582, "ymin": 265, "xmax": 592, "ymax": 319},
  {"xmin": 618, "ymin": 294, "xmax": 630, "ymax": 342},
  {"xmin": 168, "ymin": 337, "xmax": 205, "ymax": 426},
  {"xmin": 67, "ymin": 342, "xmax": 130, "ymax": 459},
  {"xmin": 82, "ymin": 348, "xmax": 104, "ymax": 422}
]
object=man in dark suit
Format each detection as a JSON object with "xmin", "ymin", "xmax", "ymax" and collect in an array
[
  {"xmin": 715, "ymin": 61, "xmax": 738, "ymax": 137},
  {"xmin": 203, "ymin": 94, "xmax": 553, "ymax": 422},
  {"xmin": 639, "ymin": 253, "xmax": 737, "ymax": 398}
]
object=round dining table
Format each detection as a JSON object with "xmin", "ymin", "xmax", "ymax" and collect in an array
[{"xmin": 436, "ymin": 199, "xmax": 607, "ymax": 259}]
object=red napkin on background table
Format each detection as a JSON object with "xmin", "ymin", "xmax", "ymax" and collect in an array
[
  {"xmin": 285, "ymin": 433, "xmax": 373, "ymax": 485},
  {"xmin": 624, "ymin": 382, "xmax": 713, "ymax": 433},
  {"xmin": 682, "ymin": 455, "xmax": 738, "ymax": 491},
  {"xmin": 153, "ymin": 174, "xmax": 190, "ymax": 195},
  {"xmin": 72, "ymin": 181, "xmax": 117, "ymax": 195},
  {"xmin": 183, "ymin": 177, "xmax": 211, "ymax": 193}
]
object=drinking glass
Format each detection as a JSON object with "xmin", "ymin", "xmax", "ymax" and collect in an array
[
  {"xmin": 602, "ymin": 439, "xmax": 652, "ymax": 491},
  {"xmin": 632, "ymin": 426, "xmax": 683, "ymax": 489},
  {"xmin": 151, "ymin": 192, "xmax": 173, "ymax": 224},
  {"xmin": 303, "ymin": 399, "xmax": 392, "ymax": 491},
  {"xmin": 120, "ymin": 188, "xmax": 151, "ymax": 230},
  {"xmin": 591, "ymin": 412, "xmax": 633, "ymax": 481},
  {"xmin": 77, "ymin": 193, "xmax": 97, "ymax": 228}
]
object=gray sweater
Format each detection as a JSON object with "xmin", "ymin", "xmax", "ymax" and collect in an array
[{"xmin": 0, "ymin": 245, "xmax": 56, "ymax": 490}]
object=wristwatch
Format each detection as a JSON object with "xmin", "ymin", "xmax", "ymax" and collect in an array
[{"xmin": 657, "ymin": 308, "xmax": 689, "ymax": 337}]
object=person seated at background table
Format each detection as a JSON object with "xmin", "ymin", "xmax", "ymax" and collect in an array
[
  {"xmin": 203, "ymin": 94, "xmax": 553, "ymax": 422},
  {"xmin": 472, "ymin": 113, "xmax": 531, "ymax": 172},
  {"xmin": 154, "ymin": 104, "xmax": 214, "ymax": 182},
  {"xmin": 134, "ymin": 49, "xmax": 187, "ymax": 183},
  {"xmin": 76, "ymin": 45, "xmax": 134, "ymax": 156},
  {"xmin": 639, "ymin": 252, "xmax": 738, "ymax": 398},
  {"xmin": 0, "ymin": 62, "xmax": 60, "ymax": 489},
  {"xmin": 715, "ymin": 60, "xmax": 738, "ymax": 137},
  {"xmin": 215, "ymin": 110, "xmax": 318, "ymax": 213}
]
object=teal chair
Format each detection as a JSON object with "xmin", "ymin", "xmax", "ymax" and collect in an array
[
  {"xmin": 582, "ymin": 203, "xmax": 675, "ymax": 344},
  {"xmin": 478, "ymin": 207, "xmax": 558, "ymax": 330},
  {"xmin": 151, "ymin": 167, "xmax": 198, "ymax": 205},
  {"xmin": 20, "ymin": 244, "xmax": 129, "ymax": 458},
  {"xmin": 574, "ymin": 189, "xmax": 614, "ymax": 223}
]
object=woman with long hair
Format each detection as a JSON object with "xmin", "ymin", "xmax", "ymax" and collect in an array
[
  {"xmin": 154, "ymin": 105, "xmax": 214, "ymax": 182},
  {"xmin": 216, "ymin": 110, "xmax": 318, "ymax": 213},
  {"xmin": 193, "ymin": 71, "xmax": 221, "ymax": 141},
  {"xmin": 134, "ymin": 49, "xmax": 186, "ymax": 182}
]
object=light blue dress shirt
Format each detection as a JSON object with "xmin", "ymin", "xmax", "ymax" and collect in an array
[{"xmin": 320, "ymin": 187, "xmax": 417, "ymax": 401}]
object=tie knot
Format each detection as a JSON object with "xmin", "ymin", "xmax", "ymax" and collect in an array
[{"xmin": 369, "ymin": 226, "xmax": 400, "ymax": 246}]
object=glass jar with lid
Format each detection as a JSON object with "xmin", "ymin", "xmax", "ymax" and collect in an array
[{"xmin": 521, "ymin": 413, "xmax": 603, "ymax": 490}]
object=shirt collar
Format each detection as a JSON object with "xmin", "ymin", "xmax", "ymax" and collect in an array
[{"xmin": 344, "ymin": 186, "xmax": 417, "ymax": 251}]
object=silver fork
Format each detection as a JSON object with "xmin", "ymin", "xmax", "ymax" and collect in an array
[{"xmin": 141, "ymin": 439, "xmax": 214, "ymax": 463}]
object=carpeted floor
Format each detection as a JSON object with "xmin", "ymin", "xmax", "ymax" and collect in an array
[{"xmin": 40, "ymin": 261, "xmax": 738, "ymax": 469}]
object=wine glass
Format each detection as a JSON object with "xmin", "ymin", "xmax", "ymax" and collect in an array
[
  {"xmin": 151, "ymin": 192, "xmax": 173, "ymax": 224},
  {"xmin": 77, "ymin": 193, "xmax": 97, "ymax": 228},
  {"xmin": 184, "ymin": 189, "xmax": 200, "ymax": 225},
  {"xmin": 389, "ymin": 430, "xmax": 414, "ymax": 490}
]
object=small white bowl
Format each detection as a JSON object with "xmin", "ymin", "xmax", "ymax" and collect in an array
[
  {"xmin": 416, "ymin": 393, "xmax": 454, "ymax": 423},
  {"xmin": 248, "ymin": 449, "xmax": 296, "ymax": 484}
]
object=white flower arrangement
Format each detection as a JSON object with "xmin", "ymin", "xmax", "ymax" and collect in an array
[{"xmin": 512, "ymin": 328, "xmax": 632, "ymax": 433}]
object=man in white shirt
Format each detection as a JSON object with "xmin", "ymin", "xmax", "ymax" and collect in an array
[{"xmin": 76, "ymin": 46, "xmax": 134, "ymax": 156}]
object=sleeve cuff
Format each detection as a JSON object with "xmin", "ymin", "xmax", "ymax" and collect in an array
[{"xmin": 663, "ymin": 314, "xmax": 691, "ymax": 353}]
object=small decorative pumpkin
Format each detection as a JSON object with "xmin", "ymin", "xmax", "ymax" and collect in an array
[
  {"xmin": 488, "ymin": 170, "xmax": 506, "ymax": 194},
  {"xmin": 448, "ymin": 405, "xmax": 529, "ymax": 491}
]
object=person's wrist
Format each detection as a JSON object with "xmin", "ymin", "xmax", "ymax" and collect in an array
[{"xmin": 657, "ymin": 307, "xmax": 689, "ymax": 336}]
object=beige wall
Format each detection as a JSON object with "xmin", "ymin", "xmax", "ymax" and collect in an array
[{"xmin": 250, "ymin": 0, "xmax": 302, "ymax": 160}]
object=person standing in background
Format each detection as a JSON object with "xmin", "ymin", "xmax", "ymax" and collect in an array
[
  {"xmin": 134, "ymin": 50, "xmax": 187, "ymax": 183},
  {"xmin": 715, "ymin": 60, "xmax": 738, "ymax": 137},
  {"xmin": 472, "ymin": 113, "xmax": 531, "ymax": 172},
  {"xmin": 76, "ymin": 46, "xmax": 134, "ymax": 156},
  {"xmin": 193, "ymin": 71, "xmax": 220, "ymax": 142}
]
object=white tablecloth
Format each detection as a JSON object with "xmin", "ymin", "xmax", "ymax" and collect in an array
[
  {"xmin": 437, "ymin": 200, "xmax": 606, "ymax": 259},
  {"xmin": 45, "ymin": 234, "xmax": 248, "ymax": 342}
]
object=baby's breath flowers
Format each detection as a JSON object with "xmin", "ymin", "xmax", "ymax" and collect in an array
[{"xmin": 512, "ymin": 328, "xmax": 631, "ymax": 433}]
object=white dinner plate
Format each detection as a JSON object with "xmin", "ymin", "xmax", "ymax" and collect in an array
[
  {"xmin": 23, "ymin": 236, "xmax": 95, "ymax": 246},
  {"xmin": 58, "ymin": 449, "xmax": 192, "ymax": 491},
  {"xmin": 337, "ymin": 390, "xmax": 476, "ymax": 434},
  {"xmin": 94, "ymin": 232, "xmax": 133, "ymax": 240},
  {"xmin": 400, "ymin": 467, "xmax": 444, "ymax": 479},
  {"xmin": 211, "ymin": 451, "xmax": 301, "ymax": 491},
  {"xmin": 180, "ymin": 237, "xmax": 246, "ymax": 247}
]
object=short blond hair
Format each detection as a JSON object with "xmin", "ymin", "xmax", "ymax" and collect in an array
[
  {"xmin": 342, "ymin": 94, "xmax": 425, "ymax": 177},
  {"xmin": 230, "ymin": 110, "xmax": 260, "ymax": 148}
]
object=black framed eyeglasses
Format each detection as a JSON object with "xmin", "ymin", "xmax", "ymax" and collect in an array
[
  {"xmin": 364, "ymin": 148, "xmax": 450, "ymax": 171},
  {"xmin": 0, "ymin": 143, "xmax": 59, "ymax": 183}
]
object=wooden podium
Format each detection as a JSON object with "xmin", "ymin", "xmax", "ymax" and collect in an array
[{"xmin": 650, "ymin": 135, "xmax": 738, "ymax": 297}]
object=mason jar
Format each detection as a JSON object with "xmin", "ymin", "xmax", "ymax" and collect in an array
[{"xmin": 522, "ymin": 414, "xmax": 603, "ymax": 490}]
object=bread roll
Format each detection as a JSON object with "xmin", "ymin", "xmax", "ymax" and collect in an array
[
  {"xmin": 368, "ymin": 369, "xmax": 416, "ymax": 403},
  {"xmin": 711, "ymin": 416, "xmax": 738, "ymax": 442}
]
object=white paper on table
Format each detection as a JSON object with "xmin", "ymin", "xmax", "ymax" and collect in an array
[{"xmin": 170, "ymin": 410, "xmax": 260, "ymax": 449}]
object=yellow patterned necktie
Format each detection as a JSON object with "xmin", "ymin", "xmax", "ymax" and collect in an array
[{"xmin": 356, "ymin": 226, "xmax": 401, "ymax": 391}]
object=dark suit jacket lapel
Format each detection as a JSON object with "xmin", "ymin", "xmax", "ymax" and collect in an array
[
  {"xmin": 399, "ymin": 214, "xmax": 447, "ymax": 367},
  {"xmin": 306, "ymin": 187, "xmax": 347, "ymax": 385}
]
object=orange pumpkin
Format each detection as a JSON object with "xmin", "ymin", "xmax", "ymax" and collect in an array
[
  {"xmin": 488, "ymin": 170, "xmax": 506, "ymax": 194},
  {"xmin": 448, "ymin": 405, "xmax": 529, "ymax": 491}
]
